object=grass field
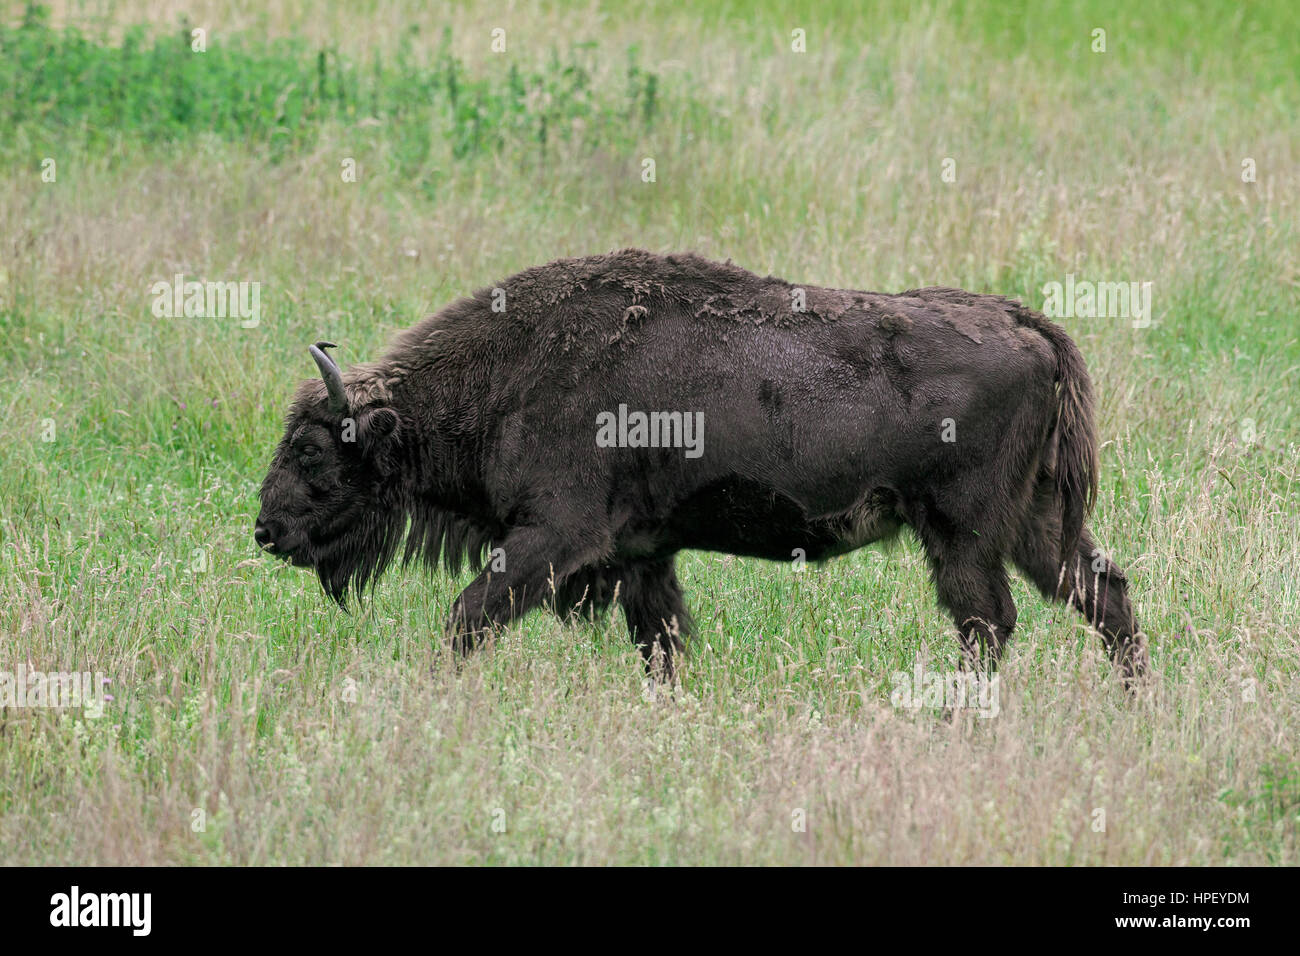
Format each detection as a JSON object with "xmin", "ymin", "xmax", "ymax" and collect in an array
[{"xmin": 1, "ymin": 0, "xmax": 1297, "ymax": 864}]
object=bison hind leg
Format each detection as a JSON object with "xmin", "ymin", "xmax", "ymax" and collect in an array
[
  {"xmin": 908, "ymin": 507, "xmax": 1018, "ymax": 672},
  {"xmin": 1011, "ymin": 484, "xmax": 1146, "ymax": 686},
  {"xmin": 936, "ymin": 555, "xmax": 1018, "ymax": 672}
]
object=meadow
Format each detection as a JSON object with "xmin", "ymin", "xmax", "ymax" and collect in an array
[{"xmin": 0, "ymin": 0, "xmax": 1297, "ymax": 864}]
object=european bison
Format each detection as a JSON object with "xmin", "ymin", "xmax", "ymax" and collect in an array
[{"xmin": 255, "ymin": 249, "xmax": 1145, "ymax": 683}]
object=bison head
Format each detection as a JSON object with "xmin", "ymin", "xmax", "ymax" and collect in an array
[{"xmin": 254, "ymin": 342, "xmax": 405, "ymax": 604}]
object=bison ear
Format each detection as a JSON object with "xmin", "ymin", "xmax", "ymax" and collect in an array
[{"xmin": 356, "ymin": 407, "xmax": 400, "ymax": 454}]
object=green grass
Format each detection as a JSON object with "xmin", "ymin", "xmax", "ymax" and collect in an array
[
  {"xmin": 0, "ymin": 0, "xmax": 1297, "ymax": 864},
  {"xmin": 1, "ymin": 4, "xmax": 664, "ymax": 187}
]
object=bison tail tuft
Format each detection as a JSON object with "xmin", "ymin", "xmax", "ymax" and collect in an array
[{"xmin": 1020, "ymin": 307, "xmax": 1100, "ymax": 574}]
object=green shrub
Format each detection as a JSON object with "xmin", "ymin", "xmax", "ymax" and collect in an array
[{"xmin": 0, "ymin": 4, "xmax": 661, "ymax": 176}]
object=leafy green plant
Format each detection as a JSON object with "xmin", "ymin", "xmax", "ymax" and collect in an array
[{"xmin": 0, "ymin": 6, "xmax": 661, "ymax": 177}]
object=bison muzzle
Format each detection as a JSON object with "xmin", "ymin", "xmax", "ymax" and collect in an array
[{"xmin": 255, "ymin": 250, "xmax": 1146, "ymax": 684}]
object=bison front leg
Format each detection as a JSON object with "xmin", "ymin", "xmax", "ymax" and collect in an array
[
  {"xmin": 443, "ymin": 526, "xmax": 594, "ymax": 656},
  {"xmin": 618, "ymin": 557, "xmax": 693, "ymax": 682}
]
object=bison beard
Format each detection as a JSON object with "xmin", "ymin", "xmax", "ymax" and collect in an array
[
  {"xmin": 312, "ymin": 507, "xmax": 406, "ymax": 606},
  {"xmin": 255, "ymin": 249, "xmax": 1147, "ymax": 686}
]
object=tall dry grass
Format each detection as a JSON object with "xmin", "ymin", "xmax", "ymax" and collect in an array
[{"xmin": 0, "ymin": 0, "xmax": 1296, "ymax": 863}]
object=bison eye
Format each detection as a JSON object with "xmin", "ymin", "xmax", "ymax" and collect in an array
[{"xmin": 300, "ymin": 444, "xmax": 322, "ymax": 461}]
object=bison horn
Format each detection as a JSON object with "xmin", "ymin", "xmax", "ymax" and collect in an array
[{"xmin": 309, "ymin": 341, "xmax": 349, "ymax": 414}]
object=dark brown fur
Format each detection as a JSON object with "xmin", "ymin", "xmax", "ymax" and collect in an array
[{"xmin": 255, "ymin": 249, "xmax": 1146, "ymax": 683}]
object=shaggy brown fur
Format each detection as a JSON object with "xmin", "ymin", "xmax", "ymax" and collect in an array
[{"xmin": 256, "ymin": 249, "xmax": 1145, "ymax": 684}]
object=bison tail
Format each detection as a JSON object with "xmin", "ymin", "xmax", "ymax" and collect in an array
[{"xmin": 1020, "ymin": 307, "xmax": 1100, "ymax": 574}]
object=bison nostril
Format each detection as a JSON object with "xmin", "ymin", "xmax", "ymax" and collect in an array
[{"xmin": 254, "ymin": 523, "xmax": 272, "ymax": 548}]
